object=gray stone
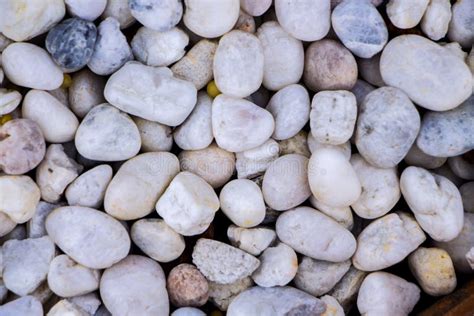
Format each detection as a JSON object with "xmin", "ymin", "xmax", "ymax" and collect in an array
[
  {"xmin": 208, "ymin": 277, "xmax": 253, "ymax": 311},
  {"xmin": 328, "ymin": 267, "xmax": 368, "ymax": 312},
  {"xmin": 27, "ymin": 201, "xmax": 60, "ymax": 238},
  {"xmin": 68, "ymin": 69, "xmax": 106, "ymax": 118}
]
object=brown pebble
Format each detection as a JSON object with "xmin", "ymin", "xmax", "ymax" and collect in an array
[
  {"xmin": 167, "ymin": 263, "xmax": 209, "ymax": 307},
  {"xmin": 0, "ymin": 119, "xmax": 46, "ymax": 175},
  {"xmin": 303, "ymin": 39, "xmax": 358, "ymax": 92}
]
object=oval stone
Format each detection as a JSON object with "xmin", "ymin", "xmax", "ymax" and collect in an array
[{"xmin": 0, "ymin": 175, "xmax": 40, "ymax": 224}]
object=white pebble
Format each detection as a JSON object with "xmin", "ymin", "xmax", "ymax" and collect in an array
[
  {"xmin": 448, "ymin": 0, "xmax": 474, "ymax": 48},
  {"xmin": 129, "ymin": 0, "xmax": 182, "ymax": 32},
  {"xmin": 386, "ymin": 0, "xmax": 430, "ymax": 29},
  {"xmin": 309, "ymin": 196, "xmax": 354, "ymax": 229},
  {"xmin": 421, "ymin": 0, "xmax": 452, "ymax": 41},
  {"xmin": 0, "ymin": 296, "xmax": 43, "ymax": 316},
  {"xmin": 102, "ymin": 0, "xmax": 136, "ymax": 29},
  {"xmin": 68, "ymin": 69, "xmax": 106, "ymax": 118},
  {"xmin": 0, "ymin": 88, "xmax": 22, "ymax": 115},
  {"xmin": 48, "ymin": 300, "xmax": 88, "ymax": 316},
  {"xmin": 252, "ymin": 243, "xmax": 298, "ymax": 287},
  {"xmin": 240, "ymin": 0, "xmax": 271, "ymax": 16},
  {"xmin": 134, "ymin": 117, "xmax": 173, "ymax": 152},
  {"xmin": 0, "ymin": 175, "xmax": 40, "ymax": 224},
  {"xmin": 307, "ymin": 133, "xmax": 351, "ymax": 159},
  {"xmin": 235, "ymin": 139, "xmax": 279, "ymax": 179},
  {"xmin": 208, "ymin": 277, "xmax": 253, "ymax": 311},
  {"xmin": 227, "ymin": 225, "xmax": 276, "ymax": 256},
  {"xmin": 65, "ymin": 0, "xmax": 107, "ymax": 20}
]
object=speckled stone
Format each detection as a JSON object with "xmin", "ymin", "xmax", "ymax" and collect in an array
[
  {"xmin": 386, "ymin": 0, "xmax": 429, "ymax": 29},
  {"xmin": 167, "ymin": 264, "xmax": 209, "ymax": 307},
  {"xmin": 279, "ymin": 131, "xmax": 311, "ymax": 158},
  {"xmin": 129, "ymin": 0, "xmax": 182, "ymax": 32}
]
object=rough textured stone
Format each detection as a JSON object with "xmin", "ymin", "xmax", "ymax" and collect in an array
[
  {"xmin": 129, "ymin": 0, "xmax": 182, "ymax": 32},
  {"xmin": 167, "ymin": 264, "xmax": 209, "ymax": 307},
  {"xmin": 279, "ymin": 131, "xmax": 311, "ymax": 158},
  {"xmin": 236, "ymin": 139, "xmax": 279, "ymax": 179},
  {"xmin": 208, "ymin": 277, "xmax": 253, "ymax": 311}
]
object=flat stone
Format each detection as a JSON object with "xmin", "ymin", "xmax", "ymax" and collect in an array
[
  {"xmin": 66, "ymin": 0, "xmax": 107, "ymax": 20},
  {"xmin": 0, "ymin": 88, "xmax": 22, "ymax": 115},
  {"xmin": 68, "ymin": 69, "xmax": 106, "ymax": 118},
  {"xmin": 0, "ymin": 296, "xmax": 43, "ymax": 316},
  {"xmin": 167, "ymin": 263, "xmax": 209, "ymax": 307},
  {"xmin": 208, "ymin": 277, "xmax": 253, "ymax": 311},
  {"xmin": 421, "ymin": 0, "xmax": 452, "ymax": 41},
  {"xmin": 129, "ymin": 0, "xmax": 182, "ymax": 32},
  {"xmin": 448, "ymin": 0, "xmax": 474, "ymax": 48},
  {"xmin": 227, "ymin": 225, "xmax": 276, "ymax": 256},
  {"xmin": 236, "ymin": 139, "xmax": 279, "ymax": 179},
  {"xmin": 134, "ymin": 117, "xmax": 173, "ymax": 152},
  {"xmin": 386, "ymin": 0, "xmax": 429, "ymax": 29},
  {"xmin": 27, "ymin": 201, "xmax": 60, "ymax": 238},
  {"xmin": 0, "ymin": 175, "xmax": 40, "ymax": 224}
]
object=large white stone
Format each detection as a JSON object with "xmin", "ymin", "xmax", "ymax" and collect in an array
[
  {"xmin": 45, "ymin": 206, "xmax": 131, "ymax": 269},
  {"xmin": 380, "ymin": 35, "xmax": 472, "ymax": 111},
  {"xmin": 0, "ymin": 175, "xmax": 40, "ymax": 224},
  {"xmin": 129, "ymin": 0, "xmax": 182, "ymax": 32},
  {"xmin": 65, "ymin": 164, "xmax": 112, "ymax": 208},
  {"xmin": 421, "ymin": 0, "xmax": 452, "ymax": 41},
  {"xmin": 386, "ymin": 0, "xmax": 429, "ymax": 29},
  {"xmin": 448, "ymin": 0, "xmax": 474, "ymax": 48},
  {"xmin": 104, "ymin": 62, "xmax": 197, "ymax": 126}
]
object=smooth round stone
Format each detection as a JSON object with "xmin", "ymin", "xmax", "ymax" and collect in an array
[
  {"xmin": 174, "ymin": 92, "xmax": 213, "ymax": 150},
  {"xmin": 408, "ymin": 247, "xmax": 456, "ymax": 296},
  {"xmin": 65, "ymin": 164, "xmax": 113, "ymax": 208},
  {"xmin": 266, "ymin": 84, "xmax": 310, "ymax": 140},
  {"xmin": 276, "ymin": 207, "xmax": 357, "ymax": 262},
  {"xmin": 132, "ymin": 27, "xmax": 188, "ymax": 67},
  {"xmin": 460, "ymin": 182, "xmax": 474, "ymax": 213},
  {"xmin": 45, "ymin": 206, "xmax": 131, "ymax": 269},
  {"xmin": 171, "ymin": 40, "xmax": 218, "ymax": 90},
  {"xmin": 2, "ymin": 43, "xmax": 63, "ymax": 90},
  {"xmin": 214, "ymin": 31, "xmax": 264, "ymax": 98},
  {"xmin": 350, "ymin": 154, "xmax": 400, "ymax": 219},
  {"xmin": 234, "ymin": 10, "xmax": 256, "ymax": 33},
  {"xmin": 294, "ymin": 257, "xmax": 351, "ymax": 297},
  {"xmin": 36, "ymin": 144, "xmax": 83, "ymax": 203},
  {"xmin": 279, "ymin": 131, "xmax": 311, "ymax": 158},
  {"xmin": 357, "ymin": 272, "xmax": 420, "ymax": 315},
  {"xmin": 380, "ymin": 35, "xmax": 472, "ymax": 111},
  {"xmin": 220, "ymin": 179, "xmax": 266, "ymax": 228},
  {"xmin": 0, "ymin": 296, "xmax": 43, "ymax": 316},
  {"xmin": 228, "ymin": 286, "xmax": 326, "ymax": 316},
  {"xmin": 105, "ymin": 62, "xmax": 197, "ymax": 126},
  {"xmin": 102, "ymin": 0, "xmax": 135, "ymax": 29},
  {"xmin": 212, "ymin": 95, "xmax": 274, "ymax": 152},
  {"xmin": 401, "ymin": 166, "xmax": 464, "ymax": 242},
  {"xmin": 309, "ymin": 196, "xmax": 353, "ymax": 229},
  {"xmin": 257, "ymin": 22, "xmax": 304, "ymax": 91},
  {"xmin": 404, "ymin": 143, "xmax": 447, "ymax": 169},
  {"xmin": 2, "ymin": 236, "xmax": 54, "ymax": 296},
  {"xmin": 88, "ymin": 17, "xmax": 133, "ymax": 75},
  {"xmin": 66, "ymin": 0, "xmax": 107, "ymax": 20},
  {"xmin": 131, "ymin": 219, "xmax": 185, "ymax": 262},
  {"xmin": 105, "ymin": 152, "xmax": 180, "ymax": 220},
  {"xmin": 134, "ymin": 117, "xmax": 173, "ymax": 152},
  {"xmin": 353, "ymin": 213, "xmax": 426, "ymax": 271},
  {"xmin": 184, "ymin": 0, "xmax": 239, "ymax": 38},
  {"xmin": 448, "ymin": 0, "xmax": 473, "ymax": 48},
  {"xmin": 227, "ymin": 225, "xmax": 276, "ymax": 256},
  {"xmin": 262, "ymin": 154, "xmax": 311, "ymax": 211},
  {"xmin": 308, "ymin": 147, "xmax": 361, "ymax": 208},
  {"xmin": 0, "ymin": 0, "xmax": 65, "ymax": 41},
  {"xmin": 48, "ymin": 300, "xmax": 88, "ymax": 316},
  {"xmin": 355, "ymin": 87, "xmax": 420, "ymax": 168},
  {"xmin": 172, "ymin": 307, "xmax": 206, "ymax": 316},
  {"xmin": 179, "ymin": 143, "xmax": 235, "ymax": 189},
  {"xmin": 275, "ymin": 0, "xmax": 330, "ymax": 41},
  {"xmin": 320, "ymin": 295, "xmax": 344, "ymax": 316},
  {"xmin": 386, "ymin": 0, "xmax": 429, "ymax": 29},
  {"xmin": 351, "ymin": 79, "xmax": 375, "ymax": 106},
  {"xmin": 75, "ymin": 104, "xmax": 141, "ymax": 161},
  {"xmin": 332, "ymin": 0, "xmax": 388, "ymax": 58},
  {"xmin": 240, "ymin": 0, "xmax": 271, "ymax": 16},
  {"xmin": 236, "ymin": 139, "xmax": 280, "ymax": 179},
  {"xmin": 208, "ymin": 277, "xmax": 253, "ymax": 311},
  {"xmin": 68, "ymin": 69, "xmax": 106, "ymax": 118},
  {"xmin": 308, "ymin": 133, "xmax": 351, "ymax": 159},
  {"xmin": 0, "ymin": 119, "xmax": 45, "ymax": 175},
  {"xmin": 304, "ymin": 39, "xmax": 358, "ymax": 92},
  {"xmin": 48, "ymin": 254, "xmax": 100, "ymax": 297},
  {"xmin": 62, "ymin": 292, "xmax": 101, "ymax": 314},
  {"xmin": 252, "ymin": 243, "xmax": 297, "ymax": 287},
  {"xmin": 156, "ymin": 172, "xmax": 219, "ymax": 236},
  {"xmin": 101, "ymin": 255, "xmax": 169, "ymax": 316},
  {"xmin": 357, "ymin": 54, "xmax": 385, "ymax": 87},
  {"xmin": 129, "ymin": 0, "xmax": 182, "ymax": 32},
  {"xmin": 0, "ymin": 88, "xmax": 22, "ymax": 115},
  {"xmin": 167, "ymin": 264, "xmax": 209, "ymax": 307},
  {"xmin": 449, "ymin": 155, "xmax": 474, "ymax": 180},
  {"xmin": 310, "ymin": 90, "xmax": 357, "ymax": 145},
  {"xmin": 192, "ymin": 238, "xmax": 260, "ymax": 284},
  {"xmin": 46, "ymin": 18, "xmax": 97, "ymax": 71},
  {"xmin": 22, "ymin": 90, "xmax": 79, "ymax": 143},
  {"xmin": 0, "ymin": 211, "xmax": 16, "ymax": 237},
  {"xmin": 0, "ymin": 176, "xmax": 40, "ymax": 224},
  {"xmin": 417, "ymin": 95, "xmax": 474, "ymax": 158},
  {"xmin": 421, "ymin": 0, "xmax": 451, "ymax": 41}
]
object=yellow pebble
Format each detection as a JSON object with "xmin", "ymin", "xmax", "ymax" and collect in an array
[
  {"xmin": 206, "ymin": 80, "xmax": 221, "ymax": 98},
  {"xmin": 61, "ymin": 74, "xmax": 73, "ymax": 89},
  {"xmin": 0, "ymin": 114, "xmax": 13, "ymax": 125}
]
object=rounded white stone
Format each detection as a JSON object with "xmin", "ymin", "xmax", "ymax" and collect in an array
[
  {"xmin": 308, "ymin": 147, "xmax": 361, "ymax": 208},
  {"xmin": 65, "ymin": 164, "xmax": 113, "ymax": 208},
  {"xmin": 0, "ymin": 211, "xmax": 16, "ymax": 237},
  {"xmin": 0, "ymin": 88, "xmax": 22, "ymax": 115},
  {"xmin": 266, "ymin": 84, "xmax": 310, "ymax": 140},
  {"xmin": 131, "ymin": 219, "xmax": 185, "ymax": 263},
  {"xmin": 448, "ymin": 0, "xmax": 474, "ymax": 48},
  {"xmin": 104, "ymin": 62, "xmax": 197, "ymax": 126},
  {"xmin": 214, "ymin": 31, "xmax": 264, "ymax": 98},
  {"xmin": 421, "ymin": 0, "xmax": 452, "ymax": 41},
  {"xmin": 257, "ymin": 22, "xmax": 304, "ymax": 91},
  {"xmin": 236, "ymin": 139, "xmax": 280, "ymax": 179},
  {"xmin": 65, "ymin": 0, "xmax": 107, "ymax": 20},
  {"xmin": 75, "ymin": 103, "xmax": 141, "ymax": 161},
  {"xmin": 132, "ymin": 27, "xmax": 188, "ymax": 67},
  {"xmin": 386, "ymin": 0, "xmax": 429, "ymax": 29},
  {"xmin": 252, "ymin": 243, "xmax": 297, "ymax": 287},
  {"xmin": 307, "ymin": 133, "xmax": 351, "ymax": 159},
  {"xmin": 48, "ymin": 254, "xmax": 100, "ymax": 298},
  {"xmin": 227, "ymin": 225, "xmax": 276, "ymax": 256},
  {"xmin": 380, "ymin": 35, "xmax": 472, "ymax": 111},
  {"xmin": 353, "ymin": 213, "xmax": 426, "ymax": 271},
  {"xmin": 172, "ymin": 307, "xmax": 206, "ymax": 316},
  {"xmin": 2, "ymin": 43, "xmax": 63, "ymax": 90},
  {"xmin": 22, "ymin": 90, "xmax": 79, "ymax": 143},
  {"xmin": 276, "ymin": 207, "xmax": 357, "ymax": 262},
  {"xmin": 45, "ymin": 206, "xmax": 131, "ymax": 269},
  {"xmin": 309, "ymin": 196, "xmax": 353, "ymax": 229},
  {"xmin": 102, "ymin": 0, "xmax": 136, "ymax": 29},
  {"xmin": 156, "ymin": 171, "xmax": 219, "ymax": 236},
  {"xmin": 0, "ymin": 175, "xmax": 40, "ymax": 224},
  {"xmin": 68, "ymin": 69, "xmax": 106, "ymax": 118},
  {"xmin": 173, "ymin": 92, "xmax": 213, "ymax": 150},
  {"xmin": 275, "ymin": 0, "xmax": 330, "ymax": 41},
  {"xmin": 404, "ymin": 143, "xmax": 447, "ymax": 169},
  {"xmin": 100, "ymin": 255, "xmax": 169, "ymax": 316},
  {"xmin": 133, "ymin": 117, "xmax": 173, "ymax": 152},
  {"xmin": 220, "ymin": 179, "xmax": 266, "ymax": 228},
  {"xmin": 129, "ymin": 0, "xmax": 182, "ymax": 32},
  {"xmin": 184, "ymin": 0, "xmax": 240, "ymax": 38},
  {"xmin": 400, "ymin": 166, "xmax": 464, "ymax": 242},
  {"xmin": 212, "ymin": 95, "xmax": 274, "ymax": 152},
  {"xmin": 262, "ymin": 154, "xmax": 311, "ymax": 211}
]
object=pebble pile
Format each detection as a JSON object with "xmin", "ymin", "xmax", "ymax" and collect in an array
[{"xmin": 0, "ymin": 0, "xmax": 473, "ymax": 315}]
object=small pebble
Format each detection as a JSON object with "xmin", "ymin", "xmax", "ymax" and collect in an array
[
  {"xmin": 167, "ymin": 263, "xmax": 209, "ymax": 307},
  {"xmin": 460, "ymin": 182, "xmax": 474, "ymax": 213},
  {"xmin": 129, "ymin": 0, "xmax": 182, "ymax": 32},
  {"xmin": 68, "ymin": 69, "xmax": 106, "ymax": 118},
  {"xmin": 65, "ymin": 0, "xmax": 107, "ymax": 21},
  {"xmin": 309, "ymin": 196, "xmax": 354, "ymax": 229},
  {"xmin": 240, "ymin": 0, "xmax": 272, "ymax": 16},
  {"xmin": 131, "ymin": 219, "xmax": 185, "ymax": 263},
  {"xmin": 386, "ymin": 0, "xmax": 430, "ymax": 29},
  {"xmin": 278, "ymin": 131, "xmax": 311, "ymax": 158},
  {"xmin": 102, "ymin": 0, "xmax": 136, "ymax": 29},
  {"xmin": 0, "ymin": 88, "xmax": 22, "ymax": 116},
  {"xmin": 251, "ymin": 243, "xmax": 298, "ymax": 287},
  {"xmin": 448, "ymin": 0, "xmax": 474, "ymax": 48},
  {"xmin": 320, "ymin": 295, "xmax": 345, "ymax": 316},
  {"xmin": 234, "ymin": 10, "xmax": 256, "ymax": 33},
  {"xmin": 208, "ymin": 277, "xmax": 253, "ymax": 311},
  {"xmin": 448, "ymin": 154, "xmax": 474, "ymax": 180},
  {"xmin": 227, "ymin": 225, "xmax": 276, "ymax": 256},
  {"xmin": 357, "ymin": 54, "xmax": 385, "ymax": 87},
  {"xmin": 0, "ymin": 175, "xmax": 40, "ymax": 224},
  {"xmin": 0, "ymin": 296, "xmax": 43, "ymax": 316},
  {"xmin": 404, "ymin": 143, "xmax": 447, "ymax": 169},
  {"xmin": 421, "ymin": 0, "xmax": 452, "ymax": 41},
  {"xmin": 328, "ymin": 267, "xmax": 367, "ymax": 312},
  {"xmin": 235, "ymin": 139, "xmax": 279, "ymax": 179},
  {"xmin": 304, "ymin": 39, "xmax": 358, "ymax": 92},
  {"xmin": 134, "ymin": 117, "xmax": 173, "ymax": 152},
  {"xmin": 26, "ymin": 202, "xmax": 59, "ymax": 239},
  {"xmin": 172, "ymin": 307, "xmax": 206, "ymax": 316},
  {"xmin": 192, "ymin": 238, "xmax": 260, "ymax": 284},
  {"xmin": 48, "ymin": 300, "xmax": 88, "ymax": 316}
]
